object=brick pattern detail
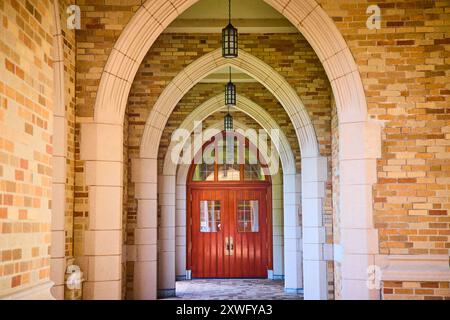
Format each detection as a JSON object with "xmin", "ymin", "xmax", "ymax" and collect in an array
[
  {"xmin": 0, "ymin": 0, "xmax": 54, "ymax": 295},
  {"xmin": 75, "ymin": 1, "xmax": 140, "ymax": 118},
  {"xmin": 58, "ymin": 0, "xmax": 76, "ymax": 260},
  {"xmin": 382, "ymin": 281, "xmax": 450, "ymax": 300},
  {"xmin": 73, "ymin": 119, "xmax": 89, "ymax": 258},
  {"xmin": 320, "ymin": 0, "xmax": 450, "ymax": 257}
]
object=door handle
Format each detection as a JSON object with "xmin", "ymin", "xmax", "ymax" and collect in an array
[
  {"xmin": 225, "ymin": 237, "xmax": 234, "ymax": 256},
  {"xmin": 229, "ymin": 237, "xmax": 234, "ymax": 255}
]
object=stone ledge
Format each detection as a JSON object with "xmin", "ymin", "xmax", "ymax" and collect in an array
[
  {"xmin": 381, "ymin": 255, "xmax": 450, "ymax": 282},
  {"xmin": 0, "ymin": 281, "xmax": 55, "ymax": 300}
]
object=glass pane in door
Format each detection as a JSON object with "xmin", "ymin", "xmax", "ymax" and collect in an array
[
  {"xmin": 200, "ymin": 200, "xmax": 221, "ymax": 232},
  {"xmin": 237, "ymin": 200, "xmax": 259, "ymax": 232}
]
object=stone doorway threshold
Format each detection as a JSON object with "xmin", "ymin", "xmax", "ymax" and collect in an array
[{"xmin": 160, "ymin": 279, "xmax": 303, "ymax": 300}]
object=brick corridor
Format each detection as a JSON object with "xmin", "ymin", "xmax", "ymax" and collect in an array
[{"xmin": 162, "ymin": 279, "xmax": 304, "ymax": 300}]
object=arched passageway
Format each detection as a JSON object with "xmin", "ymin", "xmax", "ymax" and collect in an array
[
  {"xmin": 1, "ymin": 0, "xmax": 448, "ymax": 303},
  {"xmin": 80, "ymin": 0, "xmax": 381, "ymax": 300},
  {"xmin": 131, "ymin": 49, "xmax": 324, "ymax": 298},
  {"xmin": 174, "ymin": 119, "xmax": 286, "ymax": 285}
]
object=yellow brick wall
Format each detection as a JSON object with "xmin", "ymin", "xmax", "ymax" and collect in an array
[
  {"xmin": 317, "ymin": 0, "xmax": 450, "ymax": 257},
  {"xmin": 0, "ymin": 0, "xmax": 54, "ymax": 295},
  {"xmin": 383, "ymin": 281, "xmax": 450, "ymax": 300},
  {"xmin": 58, "ymin": 0, "xmax": 76, "ymax": 260}
]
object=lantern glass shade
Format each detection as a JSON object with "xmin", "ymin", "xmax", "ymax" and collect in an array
[
  {"xmin": 222, "ymin": 23, "xmax": 238, "ymax": 58},
  {"xmin": 224, "ymin": 113, "xmax": 233, "ymax": 131},
  {"xmin": 225, "ymin": 81, "xmax": 236, "ymax": 106}
]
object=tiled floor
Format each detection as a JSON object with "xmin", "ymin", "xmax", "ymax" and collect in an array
[{"xmin": 162, "ymin": 279, "xmax": 303, "ymax": 300}]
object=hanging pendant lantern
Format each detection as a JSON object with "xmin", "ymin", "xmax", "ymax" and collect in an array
[
  {"xmin": 225, "ymin": 82, "xmax": 236, "ymax": 107},
  {"xmin": 225, "ymin": 67, "xmax": 236, "ymax": 107},
  {"xmin": 224, "ymin": 112, "xmax": 233, "ymax": 131},
  {"xmin": 222, "ymin": 0, "xmax": 238, "ymax": 58},
  {"xmin": 224, "ymin": 67, "xmax": 234, "ymax": 131}
]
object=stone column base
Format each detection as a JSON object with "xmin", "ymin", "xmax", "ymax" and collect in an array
[
  {"xmin": 285, "ymin": 288, "xmax": 304, "ymax": 294},
  {"xmin": 157, "ymin": 288, "xmax": 176, "ymax": 298}
]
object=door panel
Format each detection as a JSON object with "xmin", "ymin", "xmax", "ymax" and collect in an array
[
  {"xmin": 232, "ymin": 189, "xmax": 268, "ymax": 278},
  {"xmin": 191, "ymin": 189, "xmax": 227, "ymax": 278},
  {"xmin": 190, "ymin": 187, "xmax": 269, "ymax": 279}
]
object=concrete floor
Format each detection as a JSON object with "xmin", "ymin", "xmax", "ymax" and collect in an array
[{"xmin": 161, "ymin": 279, "xmax": 303, "ymax": 300}]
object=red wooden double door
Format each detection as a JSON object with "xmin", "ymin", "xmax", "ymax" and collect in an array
[{"xmin": 188, "ymin": 186, "xmax": 272, "ymax": 278}]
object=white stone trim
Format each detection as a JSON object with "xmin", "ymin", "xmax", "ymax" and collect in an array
[{"xmin": 50, "ymin": 0, "xmax": 66, "ymax": 300}]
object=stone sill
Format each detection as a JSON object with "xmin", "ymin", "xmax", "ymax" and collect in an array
[
  {"xmin": 0, "ymin": 281, "xmax": 55, "ymax": 300},
  {"xmin": 381, "ymin": 254, "xmax": 450, "ymax": 282}
]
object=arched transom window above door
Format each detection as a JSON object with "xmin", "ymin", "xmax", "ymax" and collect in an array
[{"xmin": 189, "ymin": 131, "xmax": 271, "ymax": 183}]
